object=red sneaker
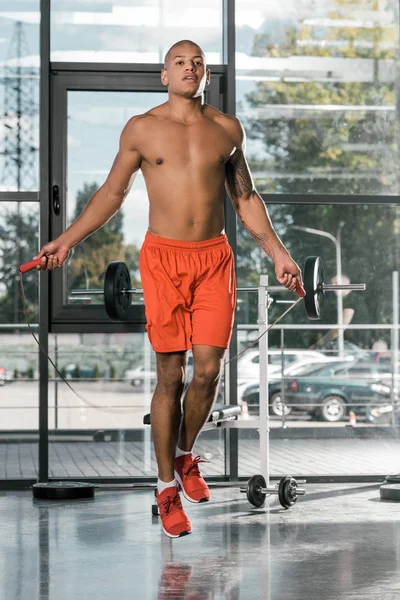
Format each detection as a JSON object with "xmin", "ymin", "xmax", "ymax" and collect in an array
[
  {"xmin": 174, "ymin": 454, "xmax": 211, "ymax": 503},
  {"xmin": 156, "ymin": 485, "xmax": 192, "ymax": 538}
]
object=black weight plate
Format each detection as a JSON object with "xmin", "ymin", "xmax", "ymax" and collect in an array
[
  {"xmin": 380, "ymin": 483, "xmax": 400, "ymax": 501},
  {"xmin": 104, "ymin": 261, "xmax": 131, "ymax": 321},
  {"xmin": 385, "ymin": 475, "xmax": 400, "ymax": 484},
  {"xmin": 278, "ymin": 475, "xmax": 298, "ymax": 509},
  {"xmin": 303, "ymin": 256, "xmax": 324, "ymax": 320},
  {"xmin": 246, "ymin": 474, "xmax": 266, "ymax": 508},
  {"xmin": 32, "ymin": 481, "xmax": 96, "ymax": 500}
]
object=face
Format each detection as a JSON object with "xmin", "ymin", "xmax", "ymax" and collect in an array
[{"xmin": 161, "ymin": 44, "xmax": 210, "ymax": 98}]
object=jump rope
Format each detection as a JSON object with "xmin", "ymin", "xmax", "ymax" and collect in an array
[{"xmin": 19, "ymin": 257, "xmax": 306, "ymax": 414}]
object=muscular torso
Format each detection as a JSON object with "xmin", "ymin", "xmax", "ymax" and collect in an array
[{"xmin": 133, "ymin": 104, "xmax": 237, "ymax": 241}]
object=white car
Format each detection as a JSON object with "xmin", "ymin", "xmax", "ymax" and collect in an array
[
  {"xmin": 0, "ymin": 366, "xmax": 11, "ymax": 386},
  {"xmin": 237, "ymin": 349, "xmax": 329, "ymax": 383},
  {"xmin": 125, "ymin": 354, "xmax": 194, "ymax": 388},
  {"xmin": 124, "ymin": 364, "xmax": 157, "ymax": 388}
]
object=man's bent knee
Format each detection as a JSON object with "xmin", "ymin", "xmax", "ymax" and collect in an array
[{"xmin": 193, "ymin": 364, "xmax": 222, "ymax": 388}]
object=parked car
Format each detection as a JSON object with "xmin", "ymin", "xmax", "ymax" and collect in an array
[
  {"xmin": 64, "ymin": 363, "xmax": 104, "ymax": 379},
  {"xmin": 241, "ymin": 357, "xmax": 350, "ymax": 416},
  {"xmin": 126, "ymin": 354, "xmax": 194, "ymax": 389},
  {"xmin": 0, "ymin": 366, "xmax": 8, "ymax": 386},
  {"xmin": 237, "ymin": 348, "xmax": 329, "ymax": 385},
  {"xmin": 125, "ymin": 364, "xmax": 157, "ymax": 389},
  {"xmin": 283, "ymin": 360, "xmax": 396, "ymax": 422}
]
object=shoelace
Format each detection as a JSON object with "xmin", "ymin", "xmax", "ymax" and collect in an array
[
  {"xmin": 183, "ymin": 455, "xmax": 208, "ymax": 479},
  {"xmin": 160, "ymin": 493, "xmax": 182, "ymax": 516}
]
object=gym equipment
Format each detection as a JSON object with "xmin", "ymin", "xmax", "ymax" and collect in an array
[
  {"xmin": 17, "ymin": 254, "xmax": 365, "ymax": 322},
  {"xmin": 384, "ymin": 475, "xmax": 400, "ymax": 484},
  {"xmin": 303, "ymin": 256, "xmax": 324, "ymax": 319},
  {"xmin": 143, "ymin": 404, "xmax": 241, "ymax": 427},
  {"xmin": 19, "ymin": 257, "xmax": 143, "ymax": 321},
  {"xmin": 302, "ymin": 256, "xmax": 364, "ymax": 320},
  {"xmin": 103, "ymin": 261, "xmax": 132, "ymax": 321},
  {"xmin": 243, "ymin": 474, "xmax": 266, "ymax": 508},
  {"xmin": 32, "ymin": 481, "xmax": 96, "ymax": 500},
  {"xmin": 380, "ymin": 483, "xmax": 400, "ymax": 501},
  {"xmin": 240, "ymin": 474, "xmax": 306, "ymax": 509}
]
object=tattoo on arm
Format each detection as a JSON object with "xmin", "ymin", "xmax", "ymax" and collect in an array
[
  {"xmin": 225, "ymin": 151, "xmax": 254, "ymax": 201},
  {"xmin": 237, "ymin": 221, "xmax": 286, "ymax": 260},
  {"xmin": 225, "ymin": 147, "xmax": 287, "ymax": 260}
]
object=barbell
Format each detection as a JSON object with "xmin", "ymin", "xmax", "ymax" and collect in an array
[{"xmin": 20, "ymin": 254, "xmax": 366, "ymax": 322}]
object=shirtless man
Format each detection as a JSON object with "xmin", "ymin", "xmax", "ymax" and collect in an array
[{"xmin": 34, "ymin": 40, "xmax": 304, "ymax": 539}]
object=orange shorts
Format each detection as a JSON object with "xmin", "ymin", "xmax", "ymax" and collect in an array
[{"xmin": 139, "ymin": 232, "xmax": 236, "ymax": 353}]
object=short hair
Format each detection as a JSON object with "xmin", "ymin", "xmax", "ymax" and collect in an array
[{"xmin": 164, "ymin": 40, "xmax": 205, "ymax": 69}]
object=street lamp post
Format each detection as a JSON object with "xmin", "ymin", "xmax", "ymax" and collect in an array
[{"xmin": 293, "ymin": 223, "xmax": 345, "ymax": 357}]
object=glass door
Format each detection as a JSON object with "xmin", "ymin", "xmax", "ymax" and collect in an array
[{"xmin": 47, "ymin": 70, "xmax": 226, "ymax": 481}]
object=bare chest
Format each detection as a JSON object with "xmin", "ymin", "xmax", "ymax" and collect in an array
[{"xmin": 139, "ymin": 119, "xmax": 236, "ymax": 169}]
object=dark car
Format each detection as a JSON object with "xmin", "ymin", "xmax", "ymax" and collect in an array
[
  {"xmin": 64, "ymin": 363, "xmax": 104, "ymax": 379},
  {"xmin": 283, "ymin": 360, "xmax": 395, "ymax": 422},
  {"xmin": 241, "ymin": 359, "xmax": 347, "ymax": 416}
]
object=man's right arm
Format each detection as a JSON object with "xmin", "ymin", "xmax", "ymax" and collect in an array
[
  {"xmin": 35, "ymin": 116, "xmax": 142, "ymax": 269},
  {"xmin": 60, "ymin": 116, "xmax": 142, "ymax": 248}
]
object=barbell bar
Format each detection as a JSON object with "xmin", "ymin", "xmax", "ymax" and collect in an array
[
  {"xmin": 70, "ymin": 283, "xmax": 366, "ymax": 295},
  {"xmin": 20, "ymin": 255, "xmax": 366, "ymax": 322}
]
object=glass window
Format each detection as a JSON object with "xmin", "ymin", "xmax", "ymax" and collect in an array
[
  {"xmin": 237, "ymin": 202, "xmax": 399, "ymax": 476},
  {"xmin": 236, "ymin": 0, "xmax": 399, "ymax": 195},
  {"xmin": 0, "ymin": 5, "xmax": 40, "ymax": 192},
  {"xmin": 236, "ymin": 204, "xmax": 400, "ymax": 330},
  {"xmin": 0, "ymin": 202, "xmax": 39, "ymax": 478},
  {"xmin": 0, "ymin": 330, "xmax": 39, "ymax": 478},
  {"xmin": 331, "ymin": 367, "xmax": 349, "ymax": 376},
  {"xmin": 348, "ymin": 366, "xmax": 372, "ymax": 375},
  {"xmin": 0, "ymin": 202, "xmax": 39, "ymax": 325},
  {"xmin": 50, "ymin": 0, "xmax": 223, "ymax": 64},
  {"xmin": 48, "ymin": 333, "xmax": 225, "ymax": 479}
]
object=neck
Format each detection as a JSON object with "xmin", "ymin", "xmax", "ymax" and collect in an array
[{"xmin": 167, "ymin": 93, "xmax": 205, "ymax": 123}]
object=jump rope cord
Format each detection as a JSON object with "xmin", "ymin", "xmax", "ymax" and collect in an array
[
  {"xmin": 20, "ymin": 272, "xmax": 303, "ymax": 408},
  {"xmin": 222, "ymin": 297, "xmax": 303, "ymax": 367},
  {"xmin": 19, "ymin": 273, "xmax": 133, "ymax": 414}
]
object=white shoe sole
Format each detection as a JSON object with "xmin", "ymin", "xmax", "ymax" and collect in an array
[
  {"xmin": 174, "ymin": 470, "xmax": 210, "ymax": 504},
  {"xmin": 161, "ymin": 524, "xmax": 192, "ymax": 538}
]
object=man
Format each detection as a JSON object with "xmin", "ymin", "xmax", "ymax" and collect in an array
[{"xmin": 34, "ymin": 40, "xmax": 303, "ymax": 538}]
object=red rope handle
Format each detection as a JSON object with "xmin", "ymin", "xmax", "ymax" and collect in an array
[{"xmin": 19, "ymin": 258, "xmax": 42, "ymax": 273}]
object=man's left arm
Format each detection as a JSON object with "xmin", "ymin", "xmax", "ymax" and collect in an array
[{"xmin": 224, "ymin": 118, "xmax": 303, "ymax": 292}]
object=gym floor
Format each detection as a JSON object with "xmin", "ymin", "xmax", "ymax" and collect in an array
[{"xmin": 1, "ymin": 483, "xmax": 399, "ymax": 599}]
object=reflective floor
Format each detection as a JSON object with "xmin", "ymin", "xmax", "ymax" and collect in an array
[{"xmin": 1, "ymin": 483, "xmax": 399, "ymax": 599}]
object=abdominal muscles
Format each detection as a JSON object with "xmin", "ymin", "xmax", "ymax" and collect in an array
[{"xmin": 142, "ymin": 157, "xmax": 228, "ymax": 240}]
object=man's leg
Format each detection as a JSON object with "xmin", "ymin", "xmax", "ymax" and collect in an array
[
  {"xmin": 151, "ymin": 350, "xmax": 187, "ymax": 482},
  {"xmin": 151, "ymin": 350, "xmax": 194, "ymax": 538},
  {"xmin": 178, "ymin": 344, "xmax": 226, "ymax": 452}
]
